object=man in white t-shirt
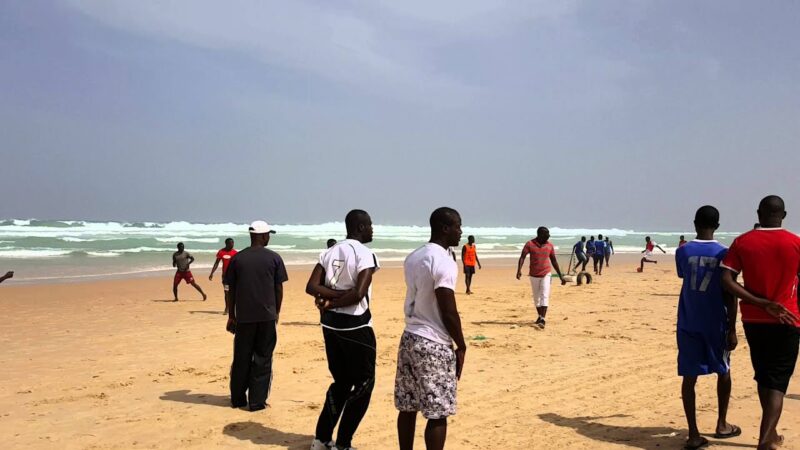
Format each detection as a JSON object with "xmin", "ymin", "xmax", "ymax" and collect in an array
[
  {"xmin": 395, "ymin": 207, "xmax": 466, "ymax": 450},
  {"xmin": 306, "ymin": 210, "xmax": 379, "ymax": 450}
]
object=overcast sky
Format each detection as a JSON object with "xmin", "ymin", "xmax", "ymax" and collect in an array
[{"xmin": 1, "ymin": 1, "xmax": 798, "ymax": 230}]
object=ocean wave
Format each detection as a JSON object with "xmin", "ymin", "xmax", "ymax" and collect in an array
[
  {"xmin": 86, "ymin": 251, "xmax": 122, "ymax": 257},
  {"xmin": 154, "ymin": 237, "xmax": 220, "ymax": 244},
  {"xmin": 0, "ymin": 249, "xmax": 73, "ymax": 258}
]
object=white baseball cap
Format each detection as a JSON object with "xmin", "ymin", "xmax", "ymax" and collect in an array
[{"xmin": 248, "ymin": 220, "xmax": 276, "ymax": 234}]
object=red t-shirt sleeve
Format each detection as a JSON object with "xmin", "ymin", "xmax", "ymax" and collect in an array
[
  {"xmin": 721, "ymin": 239, "xmax": 743, "ymax": 273},
  {"xmin": 521, "ymin": 242, "xmax": 530, "ymax": 257},
  {"xmin": 216, "ymin": 250, "xmax": 223, "ymax": 259},
  {"xmin": 548, "ymin": 243, "xmax": 555, "ymax": 257}
]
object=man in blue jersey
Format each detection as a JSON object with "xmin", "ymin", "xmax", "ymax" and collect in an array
[
  {"xmin": 572, "ymin": 237, "xmax": 588, "ymax": 273},
  {"xmin": 593, "ymin": 234, "xmax": 606, "ymax": 275},
  {"xmin": 675, "ymin": 205, "xmax": 740, "ymax": 450}
]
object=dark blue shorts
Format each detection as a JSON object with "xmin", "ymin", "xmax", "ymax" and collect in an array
[{"xmin": 677, "ymin": 329, "xmax": 730, "ymax": 377}]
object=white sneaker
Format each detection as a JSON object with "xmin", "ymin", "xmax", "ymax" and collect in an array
[{"xmin": 310, "ymin": 439, "xmax": 334, "ymax": 450}]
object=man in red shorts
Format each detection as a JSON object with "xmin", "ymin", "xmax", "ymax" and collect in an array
[
  {"xmin": 172, "ymin": 242, "xmax": 207, "ymax": 302},
  {"xmin": 721, "ymin": 195, "xmax": 800, "ymax": 450},
  {"xmin": 210, "ymin": 238, "xmax": 237, "ymax": 314}
]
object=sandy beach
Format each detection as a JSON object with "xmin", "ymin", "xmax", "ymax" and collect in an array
[{"xmin": 1, "ymin": 254, "xmax": 798, "ymax": 449}]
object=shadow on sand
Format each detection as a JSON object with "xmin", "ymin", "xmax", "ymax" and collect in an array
[
  {"xmin": 223, "ymin": 421, "xmax": 313, "ymax": 449},
  {"xmin": 189, "ymin": 310, "xmax": 225, "ymax": 315},
  {"xmin": 160, "ymin": 389, "xmax": 231, "ymax": 408},
  {"xmin": 538, "ymin": 413, "xmax": 755, "ymax": 449},
  {"xmin": 787, "ymin": 394, "xmax": 800, "ymax": 401},
  {"xmin": 472, "ymin": 320, "xmax": 533, "ymax": 327},
  {"xmin": 280, "ymin": 321, "xmax": 319, "ymax": 327}
]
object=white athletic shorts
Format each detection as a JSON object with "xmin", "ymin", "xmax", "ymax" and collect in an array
[
  {"xmin": 644, "ymin": 250, "xmax": 654, "ymax": 259},
  {"xmin": 529, "ymin": 276, "xmax": 551, "ymax": 307}
]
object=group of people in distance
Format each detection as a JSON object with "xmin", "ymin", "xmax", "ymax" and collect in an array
[
  {"xmin": 571, "ymin": 234, "xmax": 615, "ymax": 275},
  {"xmin": 163, "ymin": 195, "xmax": 798, "ymax": 450},
  {"xmin": 675, "ymin": 195, "xmax": 799, "ymax": 450}
]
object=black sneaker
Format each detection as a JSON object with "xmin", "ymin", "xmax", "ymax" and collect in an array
[
  {"xmin": 538, "ymin": 319, "xmax": 546, "ymax": 329},
  {"xmin": 535, "ymin": 317, "xmax": 543, "ymax": 325}
]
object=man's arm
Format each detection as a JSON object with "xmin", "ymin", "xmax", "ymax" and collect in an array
[
  {"xmin": 475, "ymin": 253, "xmax": 481, "ymax": 270},
  {"xmin": 721, "ymin": 269, "xmax": 798, "ymax": 325},
  {"xmin": 209, "ymin": 258, "xmax": 221, "ymax": 280},
  {"xmin": 320, "ymin": 268, "xmax": 375, "ymax": 310},
  {"xmin": 305, "ymin": 264, "xmax": 347, "ymax": 300},
  {"xmin": 550, "ymin": 253, "xmax": 567, "ymax": 285},
  {"xmin": 435, "ymin": 287, "xmax": 467, "ymax": 379},
  {"xmin": 226, "ymin": 262, "xmax": 237, "ymax": 333},
  {"xmin": 188, "ymin": 255, "xmax": 195, "ymax": 265},
  {"xmin": 723, "ymin": 288, "xmax": 738, "ymax": 351},
  {"xmin": 0, "ymin": 271, "xmax": 13, "ymax": 283},
  {"xmin": 461, "ymin": 245, "xmax": 466, "ymax": 263},
  {"xmin": 516, "ymin": 249, "xmax": 527, "ymax": 280},
  {"xmin": 275, "ymin": 282, "xmax": 283, "ymax": 320},
  {"xmin": 656, "ymin": 244, "xmax": 666, "ymax": 253},
  {"xmin": 172, "ymin": 254, "xmax": 177, "ymax": 267}
]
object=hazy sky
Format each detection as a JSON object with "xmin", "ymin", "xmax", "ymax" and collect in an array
[{"xmin": 1, "ymin": 1, "xmax": 798, "ymax": 230}]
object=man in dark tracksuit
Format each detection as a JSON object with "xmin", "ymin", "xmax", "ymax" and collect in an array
[{"xmin": 225, "ymin": 220, "xmax": 287, "ymax": 411}]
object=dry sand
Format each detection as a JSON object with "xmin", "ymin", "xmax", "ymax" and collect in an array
[{"xmin": 0, "ymin": 254, "xmax": 798, "ymax": 449}]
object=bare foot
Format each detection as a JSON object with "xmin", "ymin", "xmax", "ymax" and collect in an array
[{"xmin": 202, "ymin": 293, "xmax": 207, "ymax": 301}]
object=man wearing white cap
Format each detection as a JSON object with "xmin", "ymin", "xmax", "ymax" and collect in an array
[{"xmin": 224, "ymin": 220, "xmax": 288, "ymax": 411}]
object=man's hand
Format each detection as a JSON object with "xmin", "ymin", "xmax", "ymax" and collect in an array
[
  {"xmin": 764, "ymin": 302, "xmax": 799, "ymax": 325},
  {"xmin": 560, "ymin": 277, "xmax": 567, "ymax": 286},
  {"xmin": 226, "ymin": 317, "xmax": 236, "ymax": 334},
  {"xmin": 515, "ymin": 271, "xmax": 522, "ymax": 280},
  {"xmin": 478, "ymin": 263, "xmax": 482, "ymax": 270},
  {"xmin": 4, "ymin": 271, "xmax": 12, "ymax": 279},
  {"xmin": 208, "ymin": 274, "xmax": 213, "ymax": 281},
  {"xmin": 315, "ymin": 297, "xmax": 333, "ymax": 312},
  {"xmin": 726, "ymin": 330, "xmax": 738, "ymax": 351},
  {"xmin": 455, "ymin": 347, "xmax": 466, "ymax": 380}
]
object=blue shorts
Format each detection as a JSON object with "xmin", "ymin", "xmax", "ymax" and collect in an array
[{"xmin": 677, "ymin": 329, "xmax": 730, "ymax": 377}]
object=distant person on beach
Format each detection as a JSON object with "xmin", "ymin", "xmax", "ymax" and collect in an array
[
  {"xmin": 395, "ymin": 207, "xmax": 465, "ymax": 450},
  {"xmin": 675, "ymin": 205, "xmax": 741, "ymax": 450},
  {"xmin": 593, "ymin": 234, "xmax": 606, "ymax": 275},
  {"xmin": 0, "ymin": 271, "xmax": 13, "ymax": 283},
  {"xmin": 461, "ymin": 235, "xmax": 481, "ymax": 295},
  {"xmin": 327, "ymin": 239, "xmax": 337, "ymax": 249},
  {"xmin": 603, "ymin": 237, "xmax": 614, "ymax": 268},
  {"xmin": 516, "ymin": 227, "xmax": 567, "ymax": 329},
  {"xmin": 679, "ymin": 235, "xmax": 688, "ymax": 247},
  {"xmin": 572, "ymin": 237, "xmax": 588, "ymax": 273},
  {"xmin": 209, "ymin": 238, "xmax": 237, "ymax": 314},
  {"xmin": 720, "ymin": 195, "xmax": 800, "ymax": 450},
  {"xmin": 306, "ymin": 210, "xmax": 379, "ymax": 450},
  {"xmin": 224, "ymin": 221, "xmax": 287, "ymax": 411},
  {"xmin": 172, "ymin": 242, "xmax": 206, "ymax": 302},
  {"xmin": 638, "ymin": 236, "xmax": 666, "ymax": 273}
]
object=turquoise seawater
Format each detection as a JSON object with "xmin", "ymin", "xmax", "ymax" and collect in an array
[{"xmin": 0, "ymin": 219, "xmax": 742, "ymax": 283}]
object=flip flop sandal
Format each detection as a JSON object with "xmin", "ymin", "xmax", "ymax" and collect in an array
[
  {"xmin": 684, "ymin": 437, "xmax": 709, "ymax": 450},
  {"xmin": 714, "ymin": 424, "xmax": 742, "ymax": 439}
]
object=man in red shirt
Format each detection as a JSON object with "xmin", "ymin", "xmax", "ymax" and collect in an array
[
  {"xmin": 721, "ymin": 195, "xmax": 800, "ymax": 450},
  {"xmin": 210, "ymin": 238, "xmax": 238, "ymax": 314},
  {"xmin": 516, "ymin": 227, "xmax": 567, "ymax": 329}
]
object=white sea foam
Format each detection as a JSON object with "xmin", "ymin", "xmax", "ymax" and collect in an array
[
  {"xmin": 0, "ymin": 249, "xmax": 72, "ymax": 258},
  {"xmin": 86, "ymin": 251, "xmax": 122, "ymax": 257}
]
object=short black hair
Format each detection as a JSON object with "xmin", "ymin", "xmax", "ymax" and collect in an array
[
  {"xmin": 598, "ymin": 233, "xmax": 603, "ymax": 239},
  {"xmin": 694, "ymin": 205, "xmax": 720, "ymax": 229},
  {"xmin": 225, "ymin": 238, "xmax": 234, "ymax": 244},
  {"xmin": 345, "ymin": 209, "xmax": 370, "ymax": 234},
  {"xmin": 177, "ymin": 242, "xmax": 184, "ymax": 247},
  {"xmin": 581, "ymin": 236, "xmax": 586, "ymax": 241},
  {"xmin": 326, "ymin": 238, "xmax": 337, "ymax": 248},
  {"xmin": 758, "ymin": 195, "xmax": 785, "ymax": 215},
  {"xmin": 430, "ymin": 207, "xmax": 460, "ymax": 232},
  {"xmin": 468, "ymin": 235, "xmax": 475, "ymax": 241}
]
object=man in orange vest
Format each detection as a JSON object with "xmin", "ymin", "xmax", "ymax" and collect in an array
[{"xmin": 461, "ymin": 235, "xmax": 481, "ymax": 295}]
